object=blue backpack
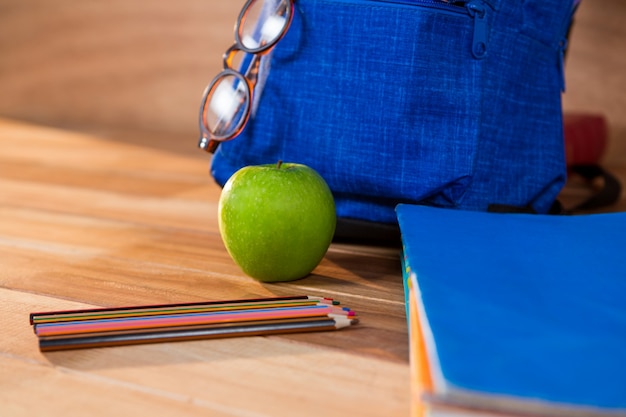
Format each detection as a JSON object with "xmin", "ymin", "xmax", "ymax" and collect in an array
[{"xmin": 209, "ymin": 0, "xmax": 575, "ymax": 228}]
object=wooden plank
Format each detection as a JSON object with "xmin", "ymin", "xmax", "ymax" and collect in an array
[
  {"xmin": 2, "ymin": 287, "xmax": 409, "ymax": 417},
  {"xmin": 0, "ymin": 357, "xmax": 232, "ymax": 417}
]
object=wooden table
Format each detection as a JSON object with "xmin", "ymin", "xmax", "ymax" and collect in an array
[{"xmin": 0, "ymin": 118, "xmax": 410, "ymax": 416}]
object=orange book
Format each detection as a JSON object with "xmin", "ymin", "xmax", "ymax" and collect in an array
[{"xmin": 403, "ymin": 261, "xmax": 433, "ymax": 417}]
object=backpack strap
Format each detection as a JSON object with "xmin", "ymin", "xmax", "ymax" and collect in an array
[{"xmin": 567, "ymin": 164, "xmax": 622, "ymax": 211}]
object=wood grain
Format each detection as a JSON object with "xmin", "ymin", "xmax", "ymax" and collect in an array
[
  {"xmin": 0, "ymin": 1, "xmax": 240, "ymax": 135},
  {"xmin": 0, "ymin": 118, "xmax": 410, "ymax": 416},
  {"xmin": 2, "ymin": 288, "xmax": 409, "ymax": 417}
]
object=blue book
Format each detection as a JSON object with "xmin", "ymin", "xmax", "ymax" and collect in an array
[{"xmin": 396, "ymin": 204, "xmax": 626, "ymax": 417}]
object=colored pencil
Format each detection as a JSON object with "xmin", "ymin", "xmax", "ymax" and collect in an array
[
  {"xmin": 35, "ymin": 305, "xmax": 354, "ymax": 337},
  {"xmin": 30, "ymin": 295, "xmax": 337, "ymax": 325},
  {"xmin": 30, "ymin": 295, "xmax": 358, "ymax": 352},
  {"xmin": 38, "ymin": 316, "xmax": 359, "ymax": 352},
  {"xmin": 31, "ymin": 299, "xmax": 343, "ymax": 326},
  {"xmin": 38, "ymin": 316, "xmax": 342, "ymax": 340}
]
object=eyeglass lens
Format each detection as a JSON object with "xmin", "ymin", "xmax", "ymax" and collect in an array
[
  {"xmin": 238, "ymin": 0, "xmax": 291, "ymax": 52},
  {"xmin": 206, "ymin": 72, "xmax": 250, "ymax": 139}
]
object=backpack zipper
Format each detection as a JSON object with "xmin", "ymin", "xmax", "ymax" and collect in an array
[{"xmin": 365, "ymin": 0, "xmax": 495, "ymax": 59}]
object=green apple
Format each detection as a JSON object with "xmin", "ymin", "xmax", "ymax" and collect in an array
[{"xmin": 218, "ymin": 161, "xmax": 336, "ymax": 282}]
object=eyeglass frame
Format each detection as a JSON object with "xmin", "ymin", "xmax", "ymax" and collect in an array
[{"xmin": 198, "ymin": 0, "xmax": 295, "ymax": 154}]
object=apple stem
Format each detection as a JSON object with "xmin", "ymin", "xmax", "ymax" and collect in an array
[{"xmin": 276, "ymin": 160, "xmax": 283, "ymax": 170}]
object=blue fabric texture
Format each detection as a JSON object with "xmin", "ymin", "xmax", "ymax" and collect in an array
[{"xmin": 211, "ymin": 0, "xmax": 573, "ymax": 224}]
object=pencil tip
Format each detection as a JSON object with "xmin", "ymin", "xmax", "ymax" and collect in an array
[{"xmin": 333, "ymin": 316, "xmax": 359, "ymax": 329}]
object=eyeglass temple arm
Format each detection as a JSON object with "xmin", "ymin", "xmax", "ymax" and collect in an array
[{"xmin": 198, "ymin": 136, "xmax": 219, "ymax": 153}]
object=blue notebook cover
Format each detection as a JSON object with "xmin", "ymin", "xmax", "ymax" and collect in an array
[{"xmin": 396, "ymin": 204, "xmax": 626, "ymax": 417}]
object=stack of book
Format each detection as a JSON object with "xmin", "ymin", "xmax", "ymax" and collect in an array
[{"xmin": 397, "ymin": 204, "xmax": 626, "ymax": 417}]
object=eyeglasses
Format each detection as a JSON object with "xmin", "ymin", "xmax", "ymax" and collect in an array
[{"xmin": 198, "ymin": 0, "xmax": 294, "ymax": 153}]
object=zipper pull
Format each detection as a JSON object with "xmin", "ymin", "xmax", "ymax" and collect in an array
[{"xmin": 466, "ymin": 0, "xmax": 491, "ymax": 59}]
